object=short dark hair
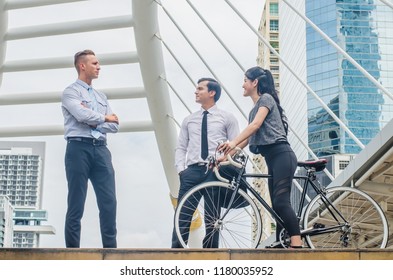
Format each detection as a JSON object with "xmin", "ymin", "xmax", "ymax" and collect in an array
[
  {"xmin": 197, "ymin": 77, "xmax": 221, "ymax": 102},
  {"xmin": 74, "ymin": 49, "xmax": 95, "ymax": 71}
]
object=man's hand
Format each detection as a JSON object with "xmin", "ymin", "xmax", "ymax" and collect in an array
[
  {"xmin": 217, "ymin": 154, "xmax": 228, "ymax": 163},
  {"xmin": 105, "ymin": 114, "xmax": 119, "ymax": 124},
  {"xmin": 81, "ymin": 102, "xmax": 88, "ymax": 108}
]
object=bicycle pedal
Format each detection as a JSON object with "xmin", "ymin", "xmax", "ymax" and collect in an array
[{"xmin": 266, "ymin": 242, "xmax": 285, "ymax": 249}]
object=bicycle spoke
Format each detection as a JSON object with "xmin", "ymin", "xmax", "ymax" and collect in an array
[
  {"xmin": 174, "ymin": 181, "xmax": 262, "ymax": 248},
  {"xmin": 303, "ymin": 186, "xmax": 388, "ymax": 249}
]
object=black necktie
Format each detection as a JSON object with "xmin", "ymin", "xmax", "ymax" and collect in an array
[{"xmin": 201, "ymin": 111, "xmax": 209, "ymax": 160}]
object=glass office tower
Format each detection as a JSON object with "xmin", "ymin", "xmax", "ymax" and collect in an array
[
  {"xmin": 280, "ymin": 0, "xmax": 308, "ymax": 161},
  {"xmin": 306, "ymin": 0, "xmax": 393, "ymax": 155}
]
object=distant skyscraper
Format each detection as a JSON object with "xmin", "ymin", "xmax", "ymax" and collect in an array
[
  {"xmin": 306, "ymin": 0, "xmax": 393, "ymax": 156},
  {"xmin": 258, "ymin": 0, "xmax": 280, "ymax": 91},
  {"xmin": 0, "ymin": 195, "xmax": 13, "ymax": 247},
  {"xmin": 256, "ymin": 0, "xmax": 281, "ymax": 242},
  {"xmin": 279, "ymin": 0, "xmax": 308, "ymax": 161},
  {"xmin": 0, "ymin": 141, "xmax": 55, "ymax": 248}
]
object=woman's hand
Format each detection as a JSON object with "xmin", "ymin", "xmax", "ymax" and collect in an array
[{"xmin": 218, "ymin": 141, "xmax": 236, "ymax": 155}]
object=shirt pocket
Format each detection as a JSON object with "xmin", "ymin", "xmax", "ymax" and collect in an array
[
  {"xmin": 96, "ymin": 99, "xmax": 108, "ymax": 114},
  {"xmin": 81, "ymin": 98, "xmax": 93, "ymax": 110}
]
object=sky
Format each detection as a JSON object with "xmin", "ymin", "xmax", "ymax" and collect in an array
[{"xmin": 0, "ymin": 0, "xmax": 263, "ymax": 248}]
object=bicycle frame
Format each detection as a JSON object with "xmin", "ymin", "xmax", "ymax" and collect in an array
[{"xmin": 222, "ymin": 156, "xmax": 351, "ymax": 243}]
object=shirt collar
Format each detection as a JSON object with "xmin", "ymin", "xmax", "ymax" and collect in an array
[
  {"xmin": 75, "ymin": 79, "xmax": 91, "ymax": 90},
  {"xmin": 200, "ymin": 104, "xmax": 218, "ymax": 115}
]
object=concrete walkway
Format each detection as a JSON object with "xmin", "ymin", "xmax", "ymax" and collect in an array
[{"xmin": 1, "ymin": 248, "xmax": 393, "ymax": 260}]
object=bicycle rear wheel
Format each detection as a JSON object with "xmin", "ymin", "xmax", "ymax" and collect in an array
[
  {"xmin": 303, "ymin": 186, "xmax": 388, "ymax": 249},
  {"xmin": 174, "ymin": 181, "xmax": 262, "ymax": 248}
]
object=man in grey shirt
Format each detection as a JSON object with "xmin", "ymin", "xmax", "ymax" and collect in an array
[
  {"xmin": 172, "ymin": 77, "xmax": 239, "ymax": 248},
  {"xmin": 61, "ymin": 49, "xmax": 119, "ymax": 248}
]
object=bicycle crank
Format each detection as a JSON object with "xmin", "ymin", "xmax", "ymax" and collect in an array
[{"xmin": 279, "ymin": 229, "xmax": 290, "ymax": 248}]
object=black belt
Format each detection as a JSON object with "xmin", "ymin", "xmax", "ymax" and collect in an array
[
  {"xmin": 188, "ymin": 162, "xmax": 207, "ymax": 168},
  {"xmin": 67, "ymin": 137, "xmax": 107, "ymax": 146}
]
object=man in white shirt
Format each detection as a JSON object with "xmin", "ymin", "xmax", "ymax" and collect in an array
[{"xmin": 172, "ymin": 78, "xmax": 240, "ymax": 248}]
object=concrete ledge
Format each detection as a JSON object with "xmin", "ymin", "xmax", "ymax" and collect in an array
[{"xmin": 1, "ymin": 248, "xmax": 393, "ymax": 260}]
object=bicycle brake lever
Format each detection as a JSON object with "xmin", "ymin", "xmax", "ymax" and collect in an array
[
  {"xmin": 205, "ymin": 156, "xmax": 214, "ymax": 174},
  {"xmin": 205, "ymin": 164, "xmax": 210, "ymax": 174}
]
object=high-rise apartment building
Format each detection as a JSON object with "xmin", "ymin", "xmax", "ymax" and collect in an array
[
  {"xmin": 0, "ymin": 141, "xmax": 55, "ymax": 247},
  {"xmin": 306, "ymin": 0, "xmax": 393, "ymax": 156},
  {"xmin": 256, "ymin": 0, "xmax": 281, "ymax": 242},
  {"xmin": 258, "ymin": 0, "xmax": 280, "ymax": 91},
  {"xmin": 0, "ymin": 195, "xmax": 13, "ymax": 247}
]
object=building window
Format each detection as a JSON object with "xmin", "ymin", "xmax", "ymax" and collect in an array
[
  {"xmin": 270, "ymin": 20, "xmax": 279, "ymax": 31},
  {"xmin": 270, "ymin": 41, "xmax": 279, "ymax": 49},
  {"xmin": 270, "ymin": 3, "xmax": 279, "ymax": 16},
  {"xmin": 339, "ymin": 161, "xmax": 349, "ymax": 170}
]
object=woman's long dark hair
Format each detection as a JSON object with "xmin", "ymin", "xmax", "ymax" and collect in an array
[{"xmin": 245, "ymin": 66, "xmax": 288, "ymax": 134}]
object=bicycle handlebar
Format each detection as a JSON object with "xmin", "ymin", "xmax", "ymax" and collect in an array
[
  {"xmin": 213, "ymin": 147, "xmax": 244, "ymax": 183},
  {"xmin": 221, "ymin": 147, "xmax": 243, "ymax": 169}
]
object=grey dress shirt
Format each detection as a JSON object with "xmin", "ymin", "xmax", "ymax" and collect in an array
[
  {"xmin": 175, "ymin": 105, "xmax": 240, "ymax": 173},
  {"xmin": 61, "ymin": 79, "xmax": 119, "ymax": 140}
]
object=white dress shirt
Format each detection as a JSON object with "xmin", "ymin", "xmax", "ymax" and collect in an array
[{"xmin": 175, "ymin": 105, "xmax": 240, "ymax": 173}]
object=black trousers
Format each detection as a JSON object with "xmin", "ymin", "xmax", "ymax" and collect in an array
[
  {"xmin": 64, "ymin": 139, "xmax": 117, "ymax": 248},
  {"xmin": 171, "ymin": 165, "xmax": 220, "ymax": 248},
  {"xmin": 262, "ymin": 142, "xmax": 300, "ymax": 239}
]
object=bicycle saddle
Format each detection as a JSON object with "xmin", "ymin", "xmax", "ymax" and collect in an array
[{"xmin": 297, "ymin": 158, "xmax": 328, "ymax": 172}]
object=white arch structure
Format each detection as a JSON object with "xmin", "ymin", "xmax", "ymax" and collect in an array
[
  {"xmin": 1, "ymin": 0, "xmax": 393, "ymax": 247},
  {"xmin": 0, "ymin": 0, "xmax": 179, "ymax": 196}
]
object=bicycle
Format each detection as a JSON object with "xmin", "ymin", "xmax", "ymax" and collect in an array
[{"xmin": 174, "ymin": 147, "xmax": 389, "ymax": 249}]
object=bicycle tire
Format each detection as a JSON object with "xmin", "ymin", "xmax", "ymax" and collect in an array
[
  {"xmin": 174, "ymin": 181, "xmax": 262, "ymax": 248},
  {"xmin": 303, "ymin": 186, "xmax": 388, "ymax": 249}
]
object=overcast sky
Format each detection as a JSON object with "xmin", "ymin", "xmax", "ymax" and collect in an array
[{"xmin": 0, "ymin": 0, "xmax": 263, "ymax": 248}]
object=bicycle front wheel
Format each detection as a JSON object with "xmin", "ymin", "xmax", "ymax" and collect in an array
[
  {"xmin": 303, "ymin": 186, "xmax": 388, "ymax": 249},
  {"xmin": 174, "ymin": 181, "xmax": 262, "ymax": 248}
]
